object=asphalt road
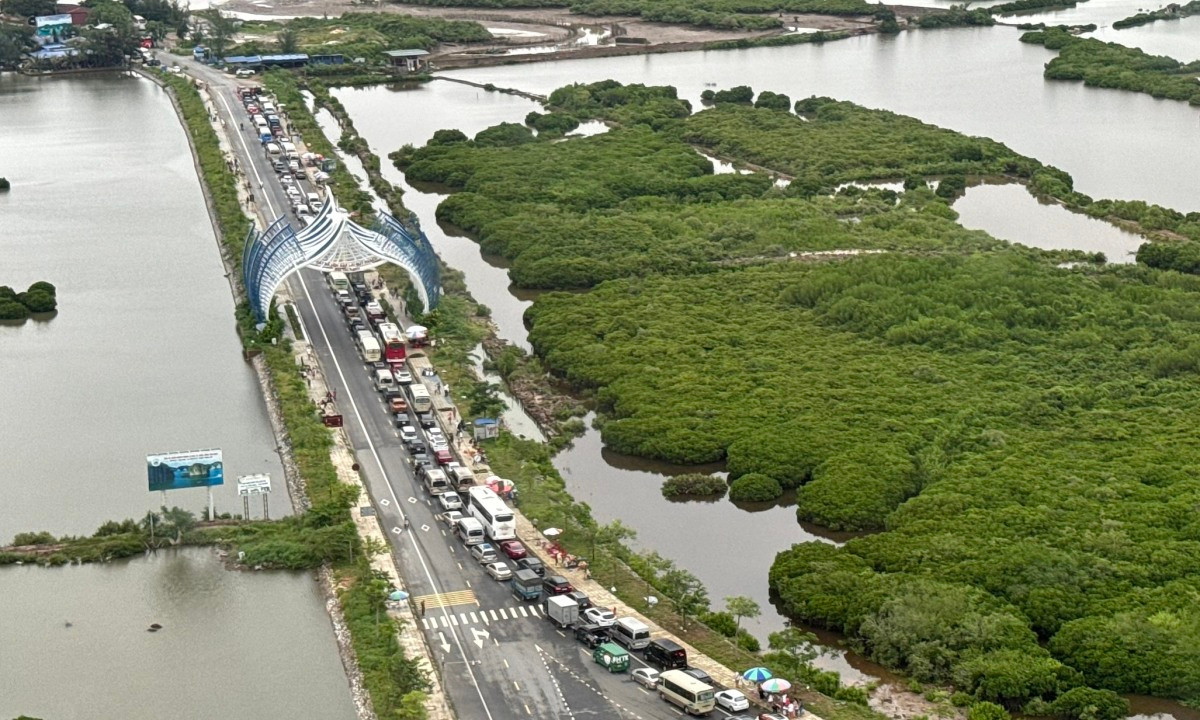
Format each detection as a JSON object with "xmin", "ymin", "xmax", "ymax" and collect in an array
[{"xmin": 180, "ymin": 58, "xmax": 752, "ymax": 720}]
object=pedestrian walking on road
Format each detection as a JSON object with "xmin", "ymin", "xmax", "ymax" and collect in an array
[{"xmin": 420, "ymin": 601, "xmax": 426, "ymax": 616}]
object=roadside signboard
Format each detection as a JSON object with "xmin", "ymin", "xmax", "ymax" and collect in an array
[
  {"xmin": 237, "ymin": 474, "xmax": 272, "ymax": 496},
  {"xmin": 146, "ymin": 449, "xmax": 224, "ymax": 492}
]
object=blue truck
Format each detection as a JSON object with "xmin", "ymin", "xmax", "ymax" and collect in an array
[{"xmin": 511, "ymin": 569, "xmax": 542, "ymax": 602}]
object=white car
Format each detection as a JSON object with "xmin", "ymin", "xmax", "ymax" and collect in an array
[
  {"xmin": 715, "ymin": 689, "xmax": 749, "ymax": 712},
  {"xmin": 486, "ymin": 562, "xmax": 512, "ymax": 581},
  {"xmin": 399, "ymin": 426, "xmax": 418, "ymax": 444},
  {"xmin": 583, "ymin": 607, "xmax": 616, "ymax": 627},
  {"xmin": 632, "ymin": 667, "xmax": 660, "ymax": 689},
  {"xmin": 306, "ymin": 192, "xmax": 322, "ymax": 209},
  {"xmin": 441, "ymin": 510, "xmax": 463, "ymax": 527},
  {"xmin": 437, "ymin": 492, "xmax": 463, "ymax": 512},
  {"xmin": 393, "ymin": 369, "xmax": 413, "ymax": 384},
  {"xmin": 235, "ymin": 68, "xmax": 255, "ymax": 77}
]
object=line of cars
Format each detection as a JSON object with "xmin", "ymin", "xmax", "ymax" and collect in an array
[
  {"xmin": 237, "ymin": 85, "xmax": 324, "ymax": 225},
  {"xmin": 326, "ymin": 272, "xmax": 767, "ymax": 717}
]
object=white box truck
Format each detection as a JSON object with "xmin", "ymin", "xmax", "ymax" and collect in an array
[{"xmin": 545, "ymin": 595, "xmax": 579, "ymax": 629}]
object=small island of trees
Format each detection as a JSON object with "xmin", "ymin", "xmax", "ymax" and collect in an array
[
  {"xmin": 0, "ymin": 281, "xmax": 58, "ymax": 321},
  {"xmin": 0, "ymin": 177, "xmax": 10, "ymax": 191}
]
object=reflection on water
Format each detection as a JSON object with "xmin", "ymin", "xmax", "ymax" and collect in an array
[
  {"xmin": 0, "ymin": 549, "xmax": 355, "ymax": 720},
  {"xmin": 953, "ymin": 182, "xmax": 1144, "ymax": 262},
  {"xmin": 553, "ymin": 415, "xmax": 833, "ymax": 643},
  {"xmin": 0, "ymin": 73, "xmax": 284, "ymax": 541}
]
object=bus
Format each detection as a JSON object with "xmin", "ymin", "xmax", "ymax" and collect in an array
[
  {"xmin": 467, "ymin": 486, "xmax": 516, "ymax": 542},
  {"xmin": 657, "ymin": 670, "xmax": 716, "ymax": 716},
  {"xmin": 377, "ymin": 322, "xmax": 407, "ymax": 363},
  {"xmin": 326, "ymin": 271, "xmax": 350, "ymax": 293},
  {"xmin": 356, "ymin": 330, "xmax": 381, "ymax": 363},
  {"xmin": 408, "ymin": 384, "xmax": 432, "ymax": 414}
]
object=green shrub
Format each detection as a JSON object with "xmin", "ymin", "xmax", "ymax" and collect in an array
[
  {"xmin": 736, "ymin": 628, "xmax": 761, "ymax": 652},
  {"xmin": 19, "ymin": 289, "xmax": 56, "ymax": 312},
  {"xmin": 0, "ymin": 300, "xmax": 28, "ymax": 320},
  {"xmin": 26, "ymin": 281, "xmax": 55, "ymax": 296},
  {"xmin": 0, "ymin": 177, "xmax": 9, "ymax": 190},
  {"xmin": 729, "ymin": 473, "xmax": 783, "ymax": 502},
  {"xmin": 10, "ymin": 531, "xmax": 56, "ymax": 545},
  {"xmin": 968, "ymin": 702, "xmax": 1011, "ymax": 720},
  {"xmin": 661, "ymin": 473, "xmax": 727, "ymax": 498},
  {"xmin": 1050, "ymin": 688, "xmax": 1129, "ymax": 720},
  {"xmin": 701, "ymin": 610, "xmax": 738, "ymax": 637}
]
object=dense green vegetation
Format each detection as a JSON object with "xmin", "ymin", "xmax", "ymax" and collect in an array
[
  {"xmin": 728, "ymin": 473, "xmax": 782, "ymax": 502},
  {"xmin": 398, "ymin": 80, "xmax": 1200, "ymax": 708},
  {"xmin": 0, "ymin": 281, "xmax": 56, "ymax": 320},
  {"xmin": 914, "ymin": 5, "xmax": 994, "ymax": 26},
  {"xmin": 231, "ymin": 13, "xmax": 491, "ymax": 61},
  {"xmin": 1021, "ymin": 28, "xmax": 1200, "ymax": 105},
  {"xmin": 661, "ymin": 472, "xmax": 727, "ymax": 498},
  {"xmin": 986, "ymin": 0, "xmax": 1081, "ymax": 15},
  {"xmin": 0, "ymin": 176, "xmax": 9, "ymax": 190},
  {"xmin": 1112, "ymin": 0, "xmax": 1200, "ymax": 28}
]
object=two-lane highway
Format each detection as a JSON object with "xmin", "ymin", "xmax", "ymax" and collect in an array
[{"xmin": 182, "ymin": 59, "xmax": 742, "ymax": 720}]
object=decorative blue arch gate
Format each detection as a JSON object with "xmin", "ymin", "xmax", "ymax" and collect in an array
[{"xmin": 242, "ymin": 198, "xmax": 440, "ymax": 322}]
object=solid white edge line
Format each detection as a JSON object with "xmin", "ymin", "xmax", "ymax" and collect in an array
[{"xmin": 295, "ymin": 263, "xmax": 495, "ymax": 720}]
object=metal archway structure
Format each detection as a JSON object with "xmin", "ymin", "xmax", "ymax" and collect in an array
[{"xmin": 242, "ymin": 197, "xmax": 441, "ymax": 322}]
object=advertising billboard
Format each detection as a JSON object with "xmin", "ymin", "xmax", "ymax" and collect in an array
[{"xmin": 147, "ymin": 449, "xmax": 224, "ymax": 492}]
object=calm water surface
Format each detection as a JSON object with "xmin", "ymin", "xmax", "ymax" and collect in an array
[
  {"xmin": 0, "ymin": 74, "xmax": 284, "ymax": 541},
  {"xmin": 445, "ymin": 27, "xmax": 1200, "ymax": 212},
  {"xmin": 1087, "ymin": 15, "xmax": 1200, "ymax": 61},
  {"xmin": 0, "ymin": 549, "xmax": 355, "ymax": 720},
  {"xmin": 333, "ymin": 35, "xmax": 1198, "ymax": 708}
]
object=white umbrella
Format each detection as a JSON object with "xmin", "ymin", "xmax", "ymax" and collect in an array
[
  {"xmin": 405, "ymin": 325, "xmax": 428, "ymax": 340},
  {"xmin": 543, "ymin": 528, "xmax": 563, "ymax": 537}
]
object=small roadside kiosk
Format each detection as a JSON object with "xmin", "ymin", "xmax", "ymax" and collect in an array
[{"xmin": 593, "ymin": 642, "xmax": 630, "ymax": 673}]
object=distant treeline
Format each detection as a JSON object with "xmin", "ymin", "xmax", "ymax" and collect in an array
[{"xmin": 1112, "ymin": 0, "xmax": 1200, "ymax": 27}]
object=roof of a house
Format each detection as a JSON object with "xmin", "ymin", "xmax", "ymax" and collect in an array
[{"xmin": 384, "ymin": 49, "xmax": 430, "ymax": 58}]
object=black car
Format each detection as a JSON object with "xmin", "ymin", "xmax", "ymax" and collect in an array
[
  {"xmin": 573, "ymin": 623, "xmax": 609, "ymax": 649},
  {"xmin": 517, "ymin": 556, "xmax": 545, "ymax": 577},
  {"xmin": 412, "ymin": 452, "xmax": 433, "ymax": 470},
  {"xmin": 418, "ymin": 412, "xmax": 437, "ymax": 429},
  {"xmin": 683, "ymin": 668, "xmax": 715, "ymax": 686},
  {"xmin": 407, "ymin": 441, "xmax": 427, "ymax": 455},
  {"xmin": 566, "ymin": 590, "xmax": 591, "ymax": 611}
]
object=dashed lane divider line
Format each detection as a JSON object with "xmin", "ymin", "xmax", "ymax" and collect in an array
[{"xmin": 539, "ymin": 646, "xmax": 644, "ymax": 720}]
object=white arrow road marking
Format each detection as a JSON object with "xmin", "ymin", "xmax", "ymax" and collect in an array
[
  {"xmin": 438, "ymin": 631, "xmax": 450, "ymax": 653},
  {"xmin": 471, "ymin": 627, "xmax": 491, "ymax": 649}
]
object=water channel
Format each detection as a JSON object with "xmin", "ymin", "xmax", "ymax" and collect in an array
[
  {"xmin": 332, "ymin": 23, "xmax": 1197, "ymax": 711},
  {"xmin": 0, "ymin": 548, "xmax": 355, "ymax": 720},
  {"xmin": 0, "ymin": 73, "xmax": 351, "ymax": 719},
  {"xmin": 0, "ymin": 73, "xmax": 284, "ymax": 541}
]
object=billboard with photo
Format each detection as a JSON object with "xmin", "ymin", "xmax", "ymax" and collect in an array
[{"xmin": 146, "ymin": 449, "xmax": 224, "ymax": 492}]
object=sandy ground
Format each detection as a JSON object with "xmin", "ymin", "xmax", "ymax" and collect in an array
[{"xmin": 217, "ymin": 0, "xmax": 883, "ymax": 63}]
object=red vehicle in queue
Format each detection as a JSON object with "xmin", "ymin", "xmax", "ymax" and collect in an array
[{"xmin": 377, "ymin": 322, "xmax": 406, "ymax": 363}]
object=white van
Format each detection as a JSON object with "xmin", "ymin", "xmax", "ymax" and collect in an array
[
  {"xmin": 374, "ymin": 368, "xmax": 395, "ymax": 395},
  {"xmin": 264, "ymin": 142, "xmax": 282, "ymax": 155},
  {"xmin": 456, "ymin": 517, "xmax": 485, "ymax": 545},
  {"xmin": 280, "ymin": 140, "xmax": 297, "ymax": 155},
  {"xmin": 611, "ymin": 617, "xmax": 651, "ymax": 650}
]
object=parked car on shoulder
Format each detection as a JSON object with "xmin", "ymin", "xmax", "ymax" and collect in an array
[
  {"xmin": 583, "ymin": 607, "xmax": 616, "ymax": 627},
  {"xmin": 499, "ymin": 540, "xmax": 526, "ymax": 560},
  {"xmin": 716, "ymin": 689, "xmax": 749, "ymax": 712},
  {"xmin": 632, "ymin": 667, "xmax": 660, "ymax": 689},
  {"xmin": 485, "ymin": 561, "xmax": 512, "ymax": 581}
]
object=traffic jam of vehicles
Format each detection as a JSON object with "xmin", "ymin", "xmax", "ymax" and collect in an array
[
  {"xmin": 327, "ymin": 269, "xmax": 798, "ymax": 719},
  {"xmin": 236, "ymin": 84, "xmax": 330, "ymax": 226}
]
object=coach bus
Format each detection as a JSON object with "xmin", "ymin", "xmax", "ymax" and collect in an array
[
  {"xmin": 467, "ymin": 486, "xmax": 515, "ymax": 542},
  {"xmin": 377, "ymin": 322, "xmax": 407, "ymax": 363}
]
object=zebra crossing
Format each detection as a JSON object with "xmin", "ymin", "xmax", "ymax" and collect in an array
[{"xmin": 420, "ymin": 602, "xmax": 545, "ymax": 630}]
